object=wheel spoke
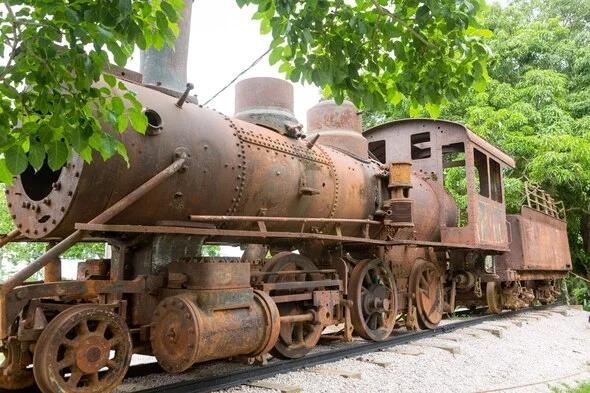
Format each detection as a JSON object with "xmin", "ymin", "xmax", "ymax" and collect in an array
[
  {"xmin": 88, "ymin": 372, "xmax": 99, "ymax": 385},
  {"xmin": 296, "ymin": 323, "xmax": 304, "ymax": 344},
  {"xmin": 106, "ymin": 359, "xmax": 118, "ymax": 369},
  {"xmin": 77, "ymin": 320, "xmax": 90, "ymax": 335},
  {"xmin": 67, "ymin": 369, "xmax": 82, "ymax": 387},
  {"xmin": 95, "ymin": 321, "xmax": 108, "ymax": 336},
  {"xmin": 56, "ymin": 354, "xmax": 74, "ymax": 371},
  {"xmin": 420, "ymin": 275, "xmax": 429, "ymax": 289}
]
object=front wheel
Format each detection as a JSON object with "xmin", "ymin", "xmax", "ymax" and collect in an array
[{"xmin": 33, "ymin": 305, "xmax": 132, "ymax": 393}]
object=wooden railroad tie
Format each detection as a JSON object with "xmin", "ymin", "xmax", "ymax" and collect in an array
[
  {"xmin": 383, "ymin": 344, "xmax": 424, "ymax": 356},
  {"xmin": 312, "ymin": 367, "xmax": 362, "ymax": 379},
  {"xmin": 414, "ymin": 339, "xmax": 462, "ymax": 355},
  {"xmin": 356, "ymin": 356, "xmax": 393, "ymax": 368}
]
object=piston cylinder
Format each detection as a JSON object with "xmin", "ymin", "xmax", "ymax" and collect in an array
[{"xmin": 150, "ymin": 290, "xmax": 280, "ymax": 373}]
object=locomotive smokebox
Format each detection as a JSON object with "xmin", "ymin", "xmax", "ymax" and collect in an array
[
  {"xmin": 306, "ymin": 99, "xmax": 367, "ymax": 158},
  {"xmin": 234, "ymin": 77, "xmax": 300, "ymax": 134}
]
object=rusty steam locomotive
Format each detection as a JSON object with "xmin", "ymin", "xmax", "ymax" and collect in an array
[{"xmin": 0, "ymin": 5, "xmax": 572, "ymax": 393}]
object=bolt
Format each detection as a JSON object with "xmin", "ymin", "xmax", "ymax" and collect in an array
[{"xmin": 174, "ymin": 192, "xmax": 183, "ymax": 198}]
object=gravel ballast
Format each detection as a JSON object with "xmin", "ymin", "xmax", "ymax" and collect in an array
[{"xmin": 118, "ymin": 307, "xmax": 590, "ymax": 393}]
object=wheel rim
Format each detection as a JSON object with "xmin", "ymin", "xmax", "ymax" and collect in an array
[
  {"xmin": 486, "ymin": 281, "xmax": 503, "ymax": 314},
  {"xmin": 33, "ymin": 305, "xmax": 132, "ymax": 393},
  {"xmin": 349, "ymin": 259, "xmax": 397, "ymax": 341},
  {"xmin": 0, "ymin": 337, "xmax": 34, "ymax": 390},
  {"xmin": 411, "ymin": 260, "xmax": 443, "ymax": 329},
  {"xmin": 262, "ymin": 252, "xmax": 323, "ymax": 359}
]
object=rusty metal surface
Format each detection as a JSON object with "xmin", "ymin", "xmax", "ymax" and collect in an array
[
  {"xmin": 33, "ymin": 304, "xmax": 132, "ymax": 393},
  {"xmin": 2, "ymin": 156, "xmax": 187, "ymax": 293},
  {"xmin": 150, "ymin": 290, "xmax": 280, "ymax": 372},
  {"xmin": 349, "ymin": 259, "xmax": 397, "ymax": 341},
  {"xmin": 165, "ymin": 259, "xmax": 250, "ymax": 290},
  {"xmin": 365, "ymin": 119, "xmax": 511, "ymax": 250},
  {"xmin": 409, "ymin": 259, "xmax": 443, "ymax": 329},
  {"xmin": 0, "ymin": 336, "xmax": 34, "ymax": 390},
  {"xmin": 0, "ymin": 72, "xmax": 574, "ymax": 393},
  {"xmin": 234, "ymin": 77, "xmax": 300, "ymax": 134},
  {"xmin": 258, "ymin": 252, "xmax": 338, "ymax": 359},
  {"xmin": 306, "ymin": 99, "xmax": 367, "ymax": 158},
  {"xmin": 498, "ymin": 206, "xmax": 572, "ymax": 272},
  {"xmin": 7, "ymin": 82, "xmax": 379, "ymax": 242}
]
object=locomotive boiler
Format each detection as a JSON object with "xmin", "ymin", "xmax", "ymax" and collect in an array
[{"xmin": 0, "ymin": 3, "xmax": 572, "ymax": 392}]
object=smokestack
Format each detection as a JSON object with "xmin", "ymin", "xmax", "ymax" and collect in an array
[{"xmin": 140, "ymin": 0, "xmax": 193, "ymax": 93}]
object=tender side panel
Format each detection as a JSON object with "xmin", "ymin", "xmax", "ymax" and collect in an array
[{"xmin": 500, "ymin": 206, "xmax": 571, "ymax": 271}]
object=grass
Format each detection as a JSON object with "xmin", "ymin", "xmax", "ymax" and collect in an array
[{"xmin": 552, "ymin": 382, "xmax": 590, "ymax": 393}]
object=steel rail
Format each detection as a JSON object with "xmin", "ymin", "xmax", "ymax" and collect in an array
[{"xmin": 133, "ymin": 304, "xmax": 561, "ymax": 393}]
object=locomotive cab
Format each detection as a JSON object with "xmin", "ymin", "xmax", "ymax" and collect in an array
[{"xmin": 365, "ymin": 119, "xmax": 515, "ymax": 251}]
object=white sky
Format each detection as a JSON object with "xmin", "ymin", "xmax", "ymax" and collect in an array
[{"xmin": 126, "ymin": 0, "xmax": 321, "ymax": 127}]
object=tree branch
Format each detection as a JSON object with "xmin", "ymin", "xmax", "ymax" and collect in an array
[
  {"xmin": 0, "ymin": 4, "xmax": 22, "ymax": 82},
  {"xmin": 370, "ymin": 0, "xmax": 436, "ymax": 49}
]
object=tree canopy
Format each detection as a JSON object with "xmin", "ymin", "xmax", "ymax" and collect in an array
[
  {"xmin": 365, "ymin": 0, "xmax": 590, "ymax": 284},
  {"xmin": 0, "ymin": 0, "xmax": 490, "ymax": 181},
  {"xmin": 0, "ymin": 0, "xmax": 185, "ymax": 183}
]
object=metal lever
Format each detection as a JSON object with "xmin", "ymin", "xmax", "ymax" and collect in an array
[{"xmin": 176, "ymin": 83, "xmax": 195, "ymax": 108}]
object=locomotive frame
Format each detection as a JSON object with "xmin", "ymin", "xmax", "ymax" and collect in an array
[{"xmin": 0, "ymin": 74, "xmax": 571, "ymax": 392}]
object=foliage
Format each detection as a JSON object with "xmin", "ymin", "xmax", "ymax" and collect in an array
[
  {"xmin": 0, "ymin": 0, "xmax": 185, "ymax": 182},
  {"xmin": 563, "ymin": 275, "xmax": 590, "ymax": 311},
  {"xmin": 364, "ymin": 0, "xmax": 590, "ymax": 284},
  {"xmin": 552, "ymin": 381, "xmax": 590, "ymax": 393},
  {"xmin": 238, "ymin": 0, "xmax": 491, "ymax": 115}
]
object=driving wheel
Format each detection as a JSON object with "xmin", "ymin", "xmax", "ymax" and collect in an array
[
  {"xmin": 410, "ymin": 259, "xmax": 444, "ymax": 329},
  {"xmin": 349, "ymin": 258, "xmax": 398, "ymax": 341},
  {"xmin": 262, "ymin": 252, "xmax": 323, "ymax": 359},
  {"xmin": 33, "ymin": 304, "xmax": 132, "ymax": 393}
]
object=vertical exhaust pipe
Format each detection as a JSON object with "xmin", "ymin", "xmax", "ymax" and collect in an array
[{"xmin": 140, "ymin": 0, "xmax": 193, "ymax": 93}]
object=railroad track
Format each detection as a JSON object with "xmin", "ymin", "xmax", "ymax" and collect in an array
[{"xmin": 122, "ymin": 304, "xmax": 562, "ymax": 393}]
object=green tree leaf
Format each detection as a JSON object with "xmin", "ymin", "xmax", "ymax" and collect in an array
[
  {"xmin": 128, "ymin": 108, "xmax": 147, "ymax": 134},
  {"xmin": 5, "ymin": 146, "xmax": 28, "ymax": 175},
  {"xmin": 47, "ymin": 141, "xmax": 69, "ymax": 171},
  {"xmin": 28, "ymin": 142, "xmax": 46, "ymax": 172}
]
